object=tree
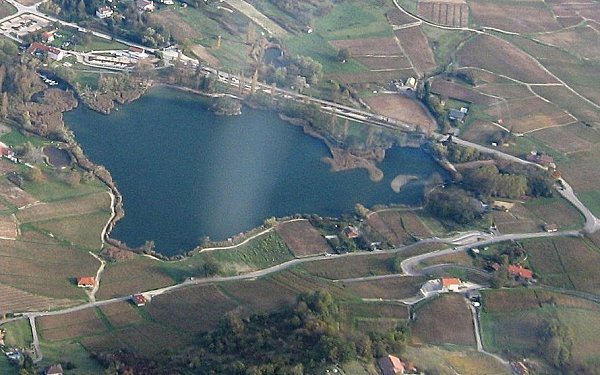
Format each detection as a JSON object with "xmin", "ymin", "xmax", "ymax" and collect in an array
[
  {"xmin": 202, "ymin": 258, "xmax": 220, "ymax": 276},
  {"xmin": 336, "ymin": 47, "xmax": 350, "ymax": 63},
  {"xmin": 26, "ymin": 167, "xmax": 44, "ymax": 183}
]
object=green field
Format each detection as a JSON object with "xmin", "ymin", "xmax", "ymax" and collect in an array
[
  {"xmin": 2, "ymin": 319, "xmax": 33, "ymax": 348},
  {"xmin": 316, "ymin": 1, "xmax": 393, "ymax": 40}
]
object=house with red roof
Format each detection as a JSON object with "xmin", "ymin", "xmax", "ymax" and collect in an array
[
  {"xmin": 77, "ymin": 276, "xmax": 96, "ymax": 288},
  {"xmin": 27, "ymin": 42, "xmax": 64, "ymax": 61},
  {"xmin": 508, "ymin": 265, "xmax": 534, "ymax": 281},
  {"xmin": 441, "ymin": 277, "xmax": 462, "ymax": 292},
  {"xmin": 377, "ymin": 355, "xmax": 405, "ymax": 375},
  {"xmin": 131, "ymin": 293, "xmax": 147, "ymax": 306}
]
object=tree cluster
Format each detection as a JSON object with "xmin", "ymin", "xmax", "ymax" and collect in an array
[
  {"xmin": 93, "ymin": 291, "xmax": 410, "ymax": 374},
  {"xmin": 426, "ymin": 188, "xmax": 481, "ymax": 224},
  {"xmin": 261, "ymin": 55, "xmax": 323, "ymax": 90},
  {"xmin": 463, "ymin": 163, "xmax": 553, "ymax": 199}
]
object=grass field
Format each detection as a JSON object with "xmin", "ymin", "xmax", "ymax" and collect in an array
[
  {"xmin": 411, "ymin": 293, "xmax": 476, "ymax": 347},
  {"xmin": 2, "ymin": 318, "xmax": 32, "ymax": 348},
  {"xmin": 38, "ymin": 341, "xmax": 104, "ymax": 375},
  {"xmin": 403, "ymin": 345, "xmax": 510, "ymax": 375},
  {"xmin": 0, "ymin": 1, "xmax": 16, "ymax": 18}
]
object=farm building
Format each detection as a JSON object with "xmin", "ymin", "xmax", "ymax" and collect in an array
[
  {"xmin": 448, "ymin": 108, "xmax": 466, "ymax": 122},
  {"xmin": 508, "ymin": 265, "xmax": 533, "ymax": 281},
  {"xmin": 27, "ymin": 42, "xmax": 64, "ymax": 61},
  {"xmin": 136, "ymin": 0, "xmax": 154, "ymax": 11},
  {"xmin": 377, "ymin": 354, "xmax": 405, "ymax": 374},
  {"xmin": 527, "ymin": 152, "xmax": 555, "ymax": 167},
  {"xmin": 543, "ymin": 223, "xmax": 558, "ymax": 232},
  {"xmin": 95, "ymin": 6, "xmax": 113, "ymax": 18},
  {"xmin": 45, "ymin": 364, "xmax": 64, "ymax": 375},
  {"xmin": 131, "ymin": 293, "xmax": 147, "ymax": 306},
  {"xmin": 77, "ymin": 276, "xmax": 96, "ymax": 288},
  {"xmin": 441, "ymin": 277, "xmax": 462, "ymax": 292},
  {"xmin": 343, "ymin": 225, "xmax": 360, "ymax": 239}
]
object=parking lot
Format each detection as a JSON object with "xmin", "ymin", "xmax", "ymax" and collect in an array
[{"xmin": 0, "ymin": 13, "xmax": 49, "ymax": 38}]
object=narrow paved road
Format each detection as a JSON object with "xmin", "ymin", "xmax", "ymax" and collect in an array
[{"xmin": 28, "ymin": 315, "xmax": 41, "ymax": 363}]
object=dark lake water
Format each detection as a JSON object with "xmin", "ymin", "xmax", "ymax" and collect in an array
[{"xmin": 65, "ymin": 86, "xmax": 445, "ymax": 255}]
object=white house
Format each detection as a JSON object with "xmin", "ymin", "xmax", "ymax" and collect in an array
[{"xmin": 96, "ymin": 6, "xmax": 114, "ymax": 18}]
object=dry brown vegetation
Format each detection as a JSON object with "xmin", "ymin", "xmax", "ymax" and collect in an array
[
  {"xmin": 364, "ymin": 95, "xmax": 436, "ymax": 132},
  {"xmin": 38, "ymin": 309, "xmax": 108, "ymax": 341},
  {"xmin": 301, "ymin": 253, "xmax": 395, "ymax": 280},
  {"xmin": 0, "ymin": 214, "xmax": 17, "ymax": 239},
  {"xmin": 0, "ymin": 180, "xmax": 37, "ymax": 208},
  {"xmin": 99, "ymin": 302, "xmax": 144, "ymax": 328},
  {"xmin": 0, "ymin": 283, "xmax": 76, "ymax": 314},
  {"xmin": 275, "ymin": 220, "xmax": 331, "ymax": 257},
  {"xmin": 0, "ymin": 237, "xmax": 97, "ymax": 299},
  {"xmin": 536, "ymin": 26, "xmax": 600, "ymax": 60},
  {"xmin": 367, "ymin": 212, "xmax": 413, "ymax": 245},
  {"xmin": 219, "ymin": 278, "xmax": 298, "ymax": 313},
  {"xmin": 147, "ymin": 285, "xmax": 239, "ymax": 333},
  {"xmin": 96, "ymin": 256, "xmax": 174, "ymax": 300},
  {"xmin": 431, "ymin": 78, "xmax": 496, "ymax": 105},
  {"xmin": 457, "ymin": 35, "xmax": 558, "ymax": 84},
  {"xmin": 418, "ymin": 0, "xmax": 469, "ymax": 27},
  {"xmin": 149, "ymin": 11, "xmax": 201, "ymax": 42},
  {"xmin": 394, "ymin": 26, "xmax": 437, "ymax": 74},
  {"xmin": 386, "ymin": 9, "xmax": 419, "ymax": 26},
  {"xmin": 343, "ymin": 276, "xmax": 427, "ymax": 299},
  {"xmin": 468, "ymin": 0, "xmax": 561, "ymax": 33},
  {"xmin": 411, "ymin": 294, "xmax": 476, "ymax": 346},
  {"xmin": 16, "ymin": 192, "xmax": 110, "ymax": 223}
]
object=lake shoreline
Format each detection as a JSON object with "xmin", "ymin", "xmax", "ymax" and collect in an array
[{"xmin": 65, "ymin": 84, "xmax": 440, "ymax": 258}]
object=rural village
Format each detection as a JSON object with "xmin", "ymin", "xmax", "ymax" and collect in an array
[{"xmin": 0, "ymin": 0, "xmax": 599, "ymax": 374}]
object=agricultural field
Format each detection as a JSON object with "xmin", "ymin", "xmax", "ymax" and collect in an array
[
  {"xmin": 0, "ymin": 1, "xmax": 16, "ymax": 18},
  {"xmin": 37, "ymin": 341, "xmax": 104, "ymax": 375},
  {"xmin": 481, "ymin": 289, "xmax": 600, "ymax": 368},
  {"xmin": 417, "ymin": 0, "xmax": 469, "ymax": 27},
  {"xmin": 366, "ymin": 211, "xmax": 414, "ymax": 245},
  {"xmin": 411, "ymin": 293, "xmax": 476, "ymax": 347},
  {"xmin": 523, "ymin": 237, "xmax": 600, "ymax": 294},
  {"xmin": 0, "ymin": 179, "xmax": 37, "ymax": 209},
  {"xmin": 364, "ymin": 95, "xmax": 436, "ymax": 132},
  {"xmin": 457, "ymin": 35, "xmax": 558, "ymax": 84},
  {"xmin": 15, "ymin": 192, "xmax": 110, "ymax": 223},
  {"xmin": 99, "ymin": 302, "xmax": 144, "ymax": 328},
  {"xmin": 394, "ymin": 26, "xmax": 437, "ymax": 75},
  {"xmin": 38, "ymin": 308, "xmax": 108, "ymax": 342},
  {"xmin": 0, "ymin": 214, "xmax": 17, "ymax": 239},
  {"xmin": 403, "ymin": 345, "xmax": 510, "ymax": 375},
  {"xmin": 536, "ymin": 26, "xmax": 600, "ymax": 61},
  {"xmin": 0, "ymin": 236, "xmax": 98, "ymax": 299},
  {"xmin": 417, "ymin": 250, "xmax": 472, "ymax": 269},
  {"xmin": 523, "ymin": 197, "xmax": 584, "ymax": 230},
  {"xmin": 0, "ymin": 283, "xmax": 76, "ymax": 315},
  {"xmin": 301, "ymin": 253, "xmax": 396, "ymax": 279},
  {"xmin": 268, "ymin": 269, "xmax": 356, "ymax": 300},
  {"xmin": 341, "ymin": 301, "xmax": 409, "ymax": 333},
  {"xmin": 467, "ymin": 0, "xmax": 561, "ymax": 33},
  {"xmin": 218, "ymin": 277, "xmax": 298, "ymax": 313},
  {"xmin": 559, "ymin": 147, "xmax": 600, "ymax": 216},
  {"xmin": 430, "ymin": 78, "xmax": 496, "ymax": 105},
  {"xmin": 275, "ymin": 219, "xmax": 331, "ymax": 257},
  {"xmin": 147, "ymin": 285, "xmax": 238, "ymax": 333},
  {"xmin": 96, "ymin": 256, "xmax": 175, "ymax": 299},
  {"xmin": 342, "ymin": 275, "xmax": 427, "ymax": 300}
]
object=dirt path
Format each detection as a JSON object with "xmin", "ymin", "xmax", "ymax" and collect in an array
[
  {"xmin": 88, "ymin": 252, "xmax": 106, "ymax": 303},
  {"xmin": 222, "ymin": 0, "xmax": 287, "ymax": 37}
]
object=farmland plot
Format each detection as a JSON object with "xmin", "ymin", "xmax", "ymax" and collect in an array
[
  {"xmin": 394, "ymin": 26, "xmax": 437, "ymax": 74},
  {"xmin": 536, "ymin": 26, "xmax": 600, "ymax": 60},
  {"xmin": 364, "ymin": 95, "xmax": 436, "ymax": 132},
  {"xmin": 431, "ymin": 78, "xmax": 496, "ymax": 105},
  {"xmin": 343, "ymin": 276, "xmax": 427, "ymax": 299},
  {"xmin": 301, "ymin": 253, "xmax": 396, "ymax": 279},
  {"xmin": 468, "ymin": 0, "xmax": 562, "ymax": 33},
  {"xmin": 275, "ymin": 220, "xmax": 331, "ymax": 257},
  {"xmin": 418, "ymin": 0, "xmax": 469, "ymax": 27},
  {"xmin": 411, "ymin": 294, "xmax": 476, "ymax": 346},
  {"xmin": 38, "ymin": 308, "xmax": 108, "ymax": 341},
  {"xmin": 99, "ymin": 302, "xmax": 144, "ymax": 328},
  {"xmin": 0, "ymin": 283, "xmax": 75, "ymax": 314},
  {"xmin": 457, "ymin": 35, "xmax": 558, "ymax": 84}
]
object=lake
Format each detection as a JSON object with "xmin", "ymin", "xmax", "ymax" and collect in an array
[{"xmin": 65, "ymin": 87, "xmax": 444, "ymax": 255}]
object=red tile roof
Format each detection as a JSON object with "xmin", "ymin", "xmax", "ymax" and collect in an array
[
  {"xmin": 441, "ymin": 277, "xmax": 461, "ymax": 288},
  {"xmin": 377, "ymin": 355, "xmax": 405, "ymax": 375},
  {"xmin": 132, "ymin": 294, "xmax": 147, "ymax": 305},
  {"xmin": 508, "ymin": 265, "xmax": 533, "ymax": 280},
  {"xmin": 77, "ymin": 276, "xmax": 96, "ymax": 287}
]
